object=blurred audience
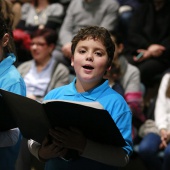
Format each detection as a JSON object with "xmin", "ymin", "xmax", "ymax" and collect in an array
[
  {"xmin": 8, "ymin": 0, "xmax": 23, "ymax": 29},
  {"xmin": 138, "ymin": 71, "xmax": 170, "ymax": 170},
  {"xmin": 18, "ymin": 28, "xmax": 69, "ymax": 101},
  {"xmin": 124, "ymin": 0, "xmax": 170, "ymax": 89},
  {"xmin": 105, "ymin": 30, "xmax": 145, "ymax": 142},
  {"xmin": 13, "ymin": 0, "xmax": 65, "ymax": 63},
  {"xmin": 57, "ymin": 0, "xmax": 120, "ymax": 69},
  {"xmin": 16, "ymin": 0, "xmax": 64, "ymax": 33},
  {"xmin": 117, "ymin": 0, "xmax": 142, "ymax": 43}
]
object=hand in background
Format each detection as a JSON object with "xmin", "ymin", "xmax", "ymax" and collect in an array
[
  {"xmin": 133, "ymin": 49, "xmax": 151, "ymax": 62},
  {"xmin": 133, "ymin": 44, "xmax": 165, "ymax": 62},
  {"xmin": 159, "ymin": 129, "xmax": 170, "ymax": 149},
  {"xmin": 61, "ymin": 42, "xmax": 72, "ymax": 59},
  {"xmin": 147, "ymin": 44, "xmax": 165, "ymax": 57}
]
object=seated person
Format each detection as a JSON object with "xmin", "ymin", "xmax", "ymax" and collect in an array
[
  {"xmin": 17, "ymin": 28, "xmax": 69, "ymax": 101},
  {"xmin": 117, "ymin": 0, "xmax": 142, "ymax": 43},
  {"xmin": 13, "ymin": 0, "xmax": 65, "ymax": 63},
  {"xmin": 124, "ymin": 0, "xmax": 170, "ymax": 88},
  {"xmin": 105, "ymin": 30, "xmax": 146, "ymax": 142},
  {"xmin": 138, "ymin": 71, "xmax": 170, "ymax": 170}
]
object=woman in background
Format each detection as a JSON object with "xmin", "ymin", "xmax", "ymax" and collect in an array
[
  {"xmin": 16, "ymin": 28, "xmax": 69, "ymax": 170},
  {"xmin": 106, "ymin": 30, "xmax": 145, "ymax": 142},
  {"xmin": 18, "ymin": 28, "xmax": 69, "ymax": 101}
]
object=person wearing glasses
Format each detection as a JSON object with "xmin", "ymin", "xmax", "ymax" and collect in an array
[
  {"xmin": 17, "ymin": 28, "xmax": 69, "ymax": 101},
  {"xmin": 16, "ymin": 28, "xmax": 69, "ymax": 170}
]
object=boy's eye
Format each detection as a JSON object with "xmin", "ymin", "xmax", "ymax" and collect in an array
[
  {"xmin": 95, "ymin": 52, "xmax": 102, "ymax": 57},
  {"xmin": 79, "ymin": 50, "xmax": 86, "ymax": 54}
]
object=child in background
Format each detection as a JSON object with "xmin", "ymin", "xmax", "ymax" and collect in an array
[
  {"xmin": 28, "ymin": 26, "xmax": 133, "ymax": 170},
  {"xmin": 138, "ymin": 72, "xmax": 170, "ymax": 170},
  {"xmin": 0, "ymin": 14, "xmax": 26, "ymax": 170},
  {"xmin": 106, "ymin": 30, "xmax": 146, "ymax": 142}
]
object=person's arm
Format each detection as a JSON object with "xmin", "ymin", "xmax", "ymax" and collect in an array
[
  {"xmin": 81, "ymin": 139, "xmax": 129, "ymax": 167},
  {"xmin": 45, "ymin": 3, "xmax": 64, "ymax": 31},
  {"xmin": 28, "ymin": 130, "xmax": 129, "ymax": 167},
  {"xmin": 0, "ymin": 128, "xmax": 19, "ymax": 147},
  {"xmin": 48, "ymin": 63, "xmax": 70, "ymax": 90},
  {"xmin": 28, "ymin": 137, "xmax": 68, "ymax": 161},
  {"xmin": 155, "ymin": 74, "xmax": 170, "ymax": 130},
  {"xmin": 28, "ymin": 139, "xmax": 41, "ymax": 160},
  {"xmin": 58, "ymin": 0, "xmax": 75, "ymax": 46},
  {"xmin": 125, "ymin": 4, "xmax": 151, "ymax": 55},
  {"xmin": 123, "ymin": 65, "xmax": 145, "ymax": 125},
  {"xmin": 122, "ymin": 64, "xmax": 141, "ymax": 93},
  {"xmin": 16, "ymin": 3, "xmax": 37, "ymax": 32},
  {"xmin": 100, "ymin": 1, "xmax": 119, "ymax": 31},
  {"xmin": 47, "ymin": 108, "xmax": 132, "ymax": 167},
  {"xmin": 133, "ymin": 44, "xmax": 166, "ymax": 62}
]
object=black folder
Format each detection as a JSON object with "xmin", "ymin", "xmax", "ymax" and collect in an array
[{"xmin": 0, "ymin": 89, "xmax": 126, "ymax": 147}]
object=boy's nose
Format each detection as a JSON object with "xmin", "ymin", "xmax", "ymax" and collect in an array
[{"xmin": 86, "ymin": 52, "xmax": 93, "ymax": 61}]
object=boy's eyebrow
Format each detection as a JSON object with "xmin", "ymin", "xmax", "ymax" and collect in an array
[
  {"xmin": 77, "ymin": 45, "xmax": 106, "ymax": 51},
  {"xmin": 77, "ymin": 45, "xmax": 87, "ymax": 49}
]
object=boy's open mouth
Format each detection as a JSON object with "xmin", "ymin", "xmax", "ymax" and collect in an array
[{"xmin": 83, "ymin": 65, "xmax": 94, "ymax": 70}]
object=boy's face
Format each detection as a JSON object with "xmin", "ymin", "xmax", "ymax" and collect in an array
[{"xmin": 71, "ymin": 38, "xmax": 110, "ymax": 84}]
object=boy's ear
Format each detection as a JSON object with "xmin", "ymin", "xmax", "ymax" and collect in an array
[
  {"xmin": 71, "ymin": 56, "xmax": 74, "ymax": 67},
  {"xmin": 2, "ymin": 33, "xmax": 9, "ymax": 47}
]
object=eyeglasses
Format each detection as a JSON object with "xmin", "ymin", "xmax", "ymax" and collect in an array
[{"xmin": 30, "ymin": 42, "xmax": 47, "ymax": 47}]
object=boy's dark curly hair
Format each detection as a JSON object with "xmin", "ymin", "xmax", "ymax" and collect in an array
[{"xmin": 71, "ymin": 26, "xmax": 115, "ymax": 66}]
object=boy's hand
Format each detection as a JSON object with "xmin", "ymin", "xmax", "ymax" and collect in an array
[
  {"xmin": 49, "ymin": 127, "xmax": 87, "ymax": 154},
  {"xmin": 38, "ymin": 136, "xmax": 68, "ymax": 161}
]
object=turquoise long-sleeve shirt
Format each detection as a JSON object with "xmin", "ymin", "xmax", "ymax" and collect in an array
[{"xmin": 0, "ymin": 53, "xmax": 26, "ymax": 170}]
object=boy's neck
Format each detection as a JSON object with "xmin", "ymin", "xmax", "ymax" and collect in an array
[{"xmin": 75, "ymin": 79, "xmax": 104, "ymax": 93}]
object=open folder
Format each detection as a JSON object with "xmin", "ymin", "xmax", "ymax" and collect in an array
[
  {"xmin": 0, "ymin": 88, "xmax": 126, "ymax": 147},
  {"xmin": 0, "ymin": 94, "xmax": 17, "ymax": 131}
]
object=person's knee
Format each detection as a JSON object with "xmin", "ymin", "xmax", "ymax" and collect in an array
[
  {"xmin": 164, "ymin": 144, "xmax": 170, "ymax": 157},
  {"xmin": 138, "ymin": 133, "xmax": 161, "ymax": 156}
]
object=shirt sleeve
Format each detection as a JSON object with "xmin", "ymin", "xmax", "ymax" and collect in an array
[
  {"xmin": 0, "ymin": 128, "xmax": 20, "ymax": 147},
  {"xmin": 155, "ymin": 73, "xmax": 170, "ymax": 130},
  {"xmin": 81, "ymin": 139, "xmax": 129, "ymax": 167},
  {"xmin": 28, "ymin": 139, "xmax": 41, "ymax": 160},
  {"xmin": 58, "ymin": 0, "xmax": 76, "ymax": 46},
  {"xmin": 99, "ymin": 1, "xmax": 119, "ymax": 31}
]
